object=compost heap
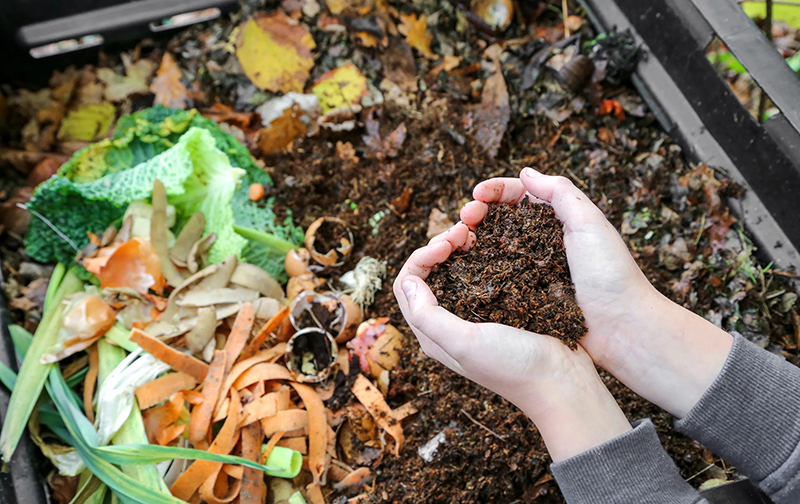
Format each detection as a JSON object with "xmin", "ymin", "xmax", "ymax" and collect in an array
[{"xmin": 1, "ymin": 0, "xmax": 798, "ymax": 502}]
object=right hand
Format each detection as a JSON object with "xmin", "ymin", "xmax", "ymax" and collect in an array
[
  {"xmin": 461, "ymin": 168, "xmax": 732, "ymax": 417},
  {"xmin": 461, "ymin": 168, "xmax": 659, "ymax": 371}
]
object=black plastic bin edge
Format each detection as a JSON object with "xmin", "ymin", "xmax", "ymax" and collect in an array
[
  {"xmin": 580, "ymin": 0, "xmax": 800, "ymax": 277},
  {"xmin": 0, "ymin": 282, "xmax": 50, "ymax": 504}
]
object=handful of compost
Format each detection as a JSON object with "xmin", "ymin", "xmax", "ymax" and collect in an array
[{"xmin": 426, "ymin": 199, "xmax": 587, "ymax": 348}]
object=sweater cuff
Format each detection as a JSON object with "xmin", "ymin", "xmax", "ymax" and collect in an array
[
  {"xmin": 675, "ymin": 332, "xmax": 800, "ymax": 482},
  {"xmin": 550, "ymin": 419, "xmax": 702, "ymax": 504}
]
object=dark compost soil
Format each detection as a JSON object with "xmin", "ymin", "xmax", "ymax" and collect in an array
[
  {"xmin": 261, "ymin": 101, "xmax": 796, "ymax": 503},
  {"xmin": 426, "ymin": 200, "xmax": 587, "ymax": 349}
]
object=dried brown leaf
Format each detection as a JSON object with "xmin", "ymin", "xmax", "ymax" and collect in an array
[{"xmin": 151, "ymin": 53, "xmax": 188, "ymax": 109}]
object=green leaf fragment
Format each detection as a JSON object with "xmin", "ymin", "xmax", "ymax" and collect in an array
[{"xmin": 0, "ymin": 268, "xmax": 84, "ymax": 461}]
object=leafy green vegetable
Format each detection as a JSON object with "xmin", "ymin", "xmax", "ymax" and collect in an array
[
  {"xmin": 0, "ymin": 267, "xmax": 84, "ymax": 461},
  {"xmin": 97, "ymin": 339, "xmax": 171, "ymax": 495},
  {"xmin": 95, "ymin": 444, "xmax": 281, "ymax": 473},
  {"xmin": 25, "ymin": 106, "xmax": 302, "ymax": 279},
  {"xmin": 47, "ymin": 368, "xmax": 185, "ymax": 504},
  {"xmin": 0, "ymin": 361, "xmax": 16, "ymax": 391},
  {"xmin": 166, "ymin": 128, "xmax": 248, "ymax": 263}
]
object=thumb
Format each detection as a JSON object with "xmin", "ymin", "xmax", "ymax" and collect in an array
[
  {"xmin": 400, "ymin": 276, "xmax": 436, "ymax": 316},
  {"xmin": 400, "ymin": 277, "xmax": 473, "ymax": 356}
]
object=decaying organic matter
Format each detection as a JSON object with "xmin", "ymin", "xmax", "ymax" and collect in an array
[{"xmin": 427, "ymin": 199, "xmax": 587, "ymax": 348}]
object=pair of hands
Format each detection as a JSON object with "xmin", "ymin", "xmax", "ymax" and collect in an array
[{"xmin": 393, "ymin": 168, "xmax": 733, "ymax": 461}]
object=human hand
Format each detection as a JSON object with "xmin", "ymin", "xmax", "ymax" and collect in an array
[
  {"xmin": 393, "ymin": 223, "xmax": 632, "ymax": 461},
  {"xmin": 460, "ymin": 168, "xmax": 732, "ymax": 418}
]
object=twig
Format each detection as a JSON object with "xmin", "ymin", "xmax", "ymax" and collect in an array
[
  {"xmin": 758, "ymin": 0, "xmax": 774, "ymax": 123},
  {"xmin": 17, "ymin": 203, "xmax": 80, "ymax": 252},
  {"xmin": 562, "ymin": 0, "xmax": 571, "ymax": 37},
  {"xmin": 694, "ymin": 214, "xmax": 706, "ymax": 245},
  {"xmin": 566, "ymin": 168, "xmax": 589, "ymax": 189},
  {"xmin": 685, "ymin": 463, "xmax": 716, "ymax": 482},
  {"xmin": 460, "ymin": 409, "xmax": 505, "ymax": 441}
]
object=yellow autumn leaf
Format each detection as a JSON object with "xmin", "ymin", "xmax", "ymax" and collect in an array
[
  {"xmin": 236, "ymin": 11, "xmax": 316, "ymax": 93},
  {"xmin": 311, "ymin": 64, "xmax": 368, "ymax": 114},
  {"xmin": 57, "ymin": 103, "xmax": 116, "ymax": 141},
  {"xmin": 399, "ymin": 13, "xmax": 435, "ymax": 59}
]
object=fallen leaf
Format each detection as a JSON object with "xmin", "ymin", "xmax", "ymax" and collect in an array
[
  {"xmin": 399, "ymin": 14, "xmax": 435, "ymax": 59},
  {"xmin": 97, "ymin": 54, "xmax": 155, "ymax": 102},
  {"xmin": 326, "ymin": 0, "xmax": 375, "ymax": 15},
  {"xmin": 472, "ymin": 58, "xmax": 509, "ymax": 158},
  {"xmin": 202, "ymin": 101, "xmax": 257, "ymax": 130},
  {"xmin": 48, "ymin": 473, "xmax": 79, "ymax": 504},
  {"xmin": 256, "ymin": 105, "xmax": 309, "ymax": 154},
  {"xmin": 236, "ymin": 11, "xmax": 316, "ymax": 93},
  {"xmin": 353, "ymin": 31, "xmax": 379, "ymax": 47},
  {"xmin": 27, "ymin": 157, "xmax": 65, "ymax": 187},
  {"xmin": 335, "ymin": 141, "xmax": 359, "ymax": 163},
  {"xmin": 57, "ymin": 103, "xmax": 116, "ymax": 141},
  {"xmin": 151, "ymin": 53, "xmax": 188, "ymax": 109},
  {"xmin": 49, "ymin": 67, "xmax": 81, "ymax": 105},
  {"xmin": 426, "ymin": 208, "xmax": 453, "ymax": 239},
  {"xmin": 303, "ymin": 0, "xmax": 321, "ymax": 17},
  {"xmin": 390, "ymin": 187, "xmax": 412, "ymax": 213},
  {"xmin": 11, "ymin": 278, "xmax": 49, "ymax": 312},
  {"xmin": 312, "ymin": 63, "xmax": 368, "ymax": 114},
  {"xmin": 597, "ymin": 99, "xmax": 625, "ymax": 120},
  {"xmin": 0, "ymin": 187, "xmax": 33, "ymax": 237},
  {"xmin": 362, "ymin": 112, "xmax": 407, "ymax": 161},
  {"xmin": 564, "ymin": 15, "xmax": 584, "ymax": 32},
  {"xmin": 430, "ymin": 55, "xmax": 462, "ymax": 75},
  {"xmin": 76, "ymin": 68, "xmax": 105, "ymax": 107},
  {"xmin": 382, "ymin": 39, "xmax": 418, "ymax": 91}
]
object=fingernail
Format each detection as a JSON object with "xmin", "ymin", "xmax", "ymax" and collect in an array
[
  {"xmin": 521, "ymin": 167, "xmax": 540, "ymax": 179},
  {"xmin": 402, "ymin": 280, "xmax": 417, "ymax": 301}
]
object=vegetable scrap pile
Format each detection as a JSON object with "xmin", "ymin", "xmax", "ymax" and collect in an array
[
  {"xmin": 1, "ymin": 153, "xmax": 411, "ymax": 503},
  {"xmin": 0, "ymin": 100, "xmax": 413, "ymax": 502},
  {"xmin": 427, "ymin": 200, "xmax": 586, "ymax": 349},
  {"xmin": 0, "ymin": 0, "xmax": 798, "ymax": 503}
]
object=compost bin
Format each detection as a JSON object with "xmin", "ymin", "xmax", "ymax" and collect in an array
[{"xmin": 0, "ymin": 0, "xmax": 797, "ymax": 503}]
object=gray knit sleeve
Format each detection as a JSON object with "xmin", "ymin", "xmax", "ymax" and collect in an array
[
  {"xmin": 550, "ymin": 419, "xmax": 707, "ymax": 504},
  {"xmin": 675, "ymin": 332, "xmax": 800, "ymax": 503}
]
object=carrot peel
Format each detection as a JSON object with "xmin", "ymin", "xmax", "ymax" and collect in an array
[{"xmin": 130, "ymin": 328, "xmax": 209, "ymax": 381}]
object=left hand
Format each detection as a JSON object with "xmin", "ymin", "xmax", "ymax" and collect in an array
[{"xmin": 393, "ymin": 223, "xmax": 632, "ymax": 461}]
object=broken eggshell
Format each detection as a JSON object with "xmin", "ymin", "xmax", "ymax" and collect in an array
[
  {"xmin": 289, "ymin": 291, "xmax": 361, "ymax": 343},
  {"xmin": 286, "ymin": 273, "xmax": 325, "ymax": 300},
  {"xmin": 338, "ymin": 403, "xmax": 384, "ymax": 468},
  {"xmin": 347, "ymin": 317, "xmax": 402, "ymax": 378},
  {"xmin": 284, "ymin": 248, "xmax": 315, "ymax": 277},
  {"xmin": 284, "ymin": 327, "xmax": 338, "ymax": 383},
  {"xmin": 304, "ymin": 217, "xmax": 354, "ymax": 267}
]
